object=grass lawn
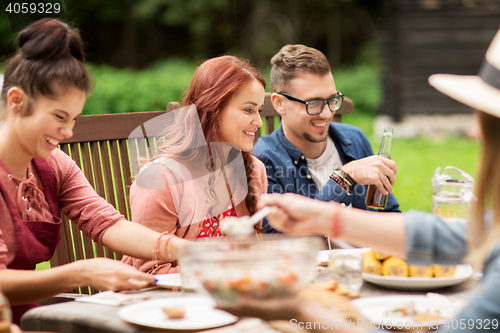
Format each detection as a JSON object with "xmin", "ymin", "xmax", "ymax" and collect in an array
[{"xmin": 342, "ymin": 112, "xmax": 480, "ymax": 212}]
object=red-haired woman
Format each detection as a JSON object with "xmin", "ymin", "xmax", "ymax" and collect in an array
[{"xmin": 122, "ymin": 55, "xmax": 268, "ymax": 274}]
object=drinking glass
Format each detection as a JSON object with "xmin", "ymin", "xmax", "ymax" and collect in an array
[{"xmin": 329, "ymin": 251, "xmax": 364, "ymax": 297}]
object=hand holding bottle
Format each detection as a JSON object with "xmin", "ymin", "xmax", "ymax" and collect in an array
[
  {"xmin": 365, "ymin": 127, "xmax": 394, "ymax": 209},
  {"xmin": 342, "ymin": 155, "xmax": 397, "ymax": 195}
]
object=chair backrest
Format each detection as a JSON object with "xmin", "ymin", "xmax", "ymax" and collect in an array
[
  {"xmin": 52, "ymin": 111, "xmax": 166, "ymax": 294},
  {"xmin": 51, "ymin": 93, "xmax": 353, "ymax": 294}
]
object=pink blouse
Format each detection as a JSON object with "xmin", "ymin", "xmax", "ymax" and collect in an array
[
  {"xmin": 0, "ymin": 149, "xmax": 124, "ymax": 269},
  {"xmin": 121, "ymin": 156, "xmax": 267, "ymax": 274}
]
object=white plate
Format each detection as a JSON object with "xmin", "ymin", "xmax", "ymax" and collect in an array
[
  {"xmin": 155, "ymin": 273, "xmax": 182, "ymax": 289},
  {"xmin": 118, "ymin": 296, "xmax": 237, "ymax": 330},
  {"xmin": 352, "ymin": 295, "xmax": 465, "ymax": 330},
  {"xmin": 363, "ymin": 264, "xmax": 473, "ymax": 290},
  {"xmin": 316, "ymin": 248, "xmax": 370, "ymax": 266}
]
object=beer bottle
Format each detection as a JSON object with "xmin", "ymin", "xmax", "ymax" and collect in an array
[{"xmin": 365, "ymin": 127, "xmax": 394, "ymax": 209}]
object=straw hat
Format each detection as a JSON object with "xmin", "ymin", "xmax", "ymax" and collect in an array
[{"xmin": 428, "ymin": 29, "xmax": 500, "ymax": 119}]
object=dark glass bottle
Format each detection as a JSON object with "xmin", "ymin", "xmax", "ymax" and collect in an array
[{"xmin": 365, "ymin": 127, "xmax": 394, "ymax": 209}]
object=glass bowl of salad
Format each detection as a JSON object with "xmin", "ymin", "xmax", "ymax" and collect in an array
[{"xmin": 178, "ymin": 235, "xmax": 323, "ymax": 306}]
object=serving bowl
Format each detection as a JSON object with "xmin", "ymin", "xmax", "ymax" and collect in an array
[{"xmin": 178, "ymin": 235, "xmax": 323, "ymax": 306}]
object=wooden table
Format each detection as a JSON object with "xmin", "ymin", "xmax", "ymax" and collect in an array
[{"xmin": 20, "ymin": 276, "xmax": 479, "ymax": 333}]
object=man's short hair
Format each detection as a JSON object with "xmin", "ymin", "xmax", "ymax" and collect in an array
[{"xmin": 270, "ymin": 44, "xmax": 331, "ymax": 93}]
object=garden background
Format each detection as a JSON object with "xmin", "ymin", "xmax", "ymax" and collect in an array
[{"xmin": 0, "ymin": 0, "xmax": 480, "ymax": 213}]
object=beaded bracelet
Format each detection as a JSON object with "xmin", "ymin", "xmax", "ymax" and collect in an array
[
  {"xmin": 329, "ymin": 168, "xmax": 357, "ymax": 195},
  {"xmin": 329, "ymin": 169, "xmax": 349, "ymax": 193}
]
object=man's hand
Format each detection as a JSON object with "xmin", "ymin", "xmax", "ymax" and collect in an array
[{"xmin": 342, "ymin": 156, "xmax": 397, "ymax": 195}]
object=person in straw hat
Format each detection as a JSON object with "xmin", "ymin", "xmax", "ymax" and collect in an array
[{"xmin": 221, "ymin": 29, "xmax": 500, "ymax": 332}]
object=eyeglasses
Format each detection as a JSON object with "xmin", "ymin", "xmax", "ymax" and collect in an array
[{"xmin": 278, "ymin": 92, "xmax": 344, "ymax": 115}]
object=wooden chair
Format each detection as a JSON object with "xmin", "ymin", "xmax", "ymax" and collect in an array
[
  {"xmin": 50, "ymin": 93, "xmax": 353, "ymax": 295},
  {"xmin": 52, "ymin": 110, "xmax": 168, "ymax": 294}
]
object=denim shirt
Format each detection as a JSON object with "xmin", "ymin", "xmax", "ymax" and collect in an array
[
  {"xmin": 253, "ymin": 123, "xmax": 401, "ymax": 233},
  {"xmin": 402, "ymin": 211, "xmax": 500, "ymax": 332}
]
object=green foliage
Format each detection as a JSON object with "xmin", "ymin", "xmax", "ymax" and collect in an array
[
  {"xmin": 342, "ymin": 111, "xmax": 375, "ymax": 138},
  {"xmin": 331, "ymin": 41, "xmax": 383, "ymax": 116},
  {"xmin": 81, "ymin": 58, "xmax": 381, "ymax": 116},
  {"xmin": 0, "ymin": 3, "xmax": 16, "ymax": 62},
  {"xmin": 137, "ymin": 0, "xmax": 228, "ymax": 29},
  {"xmin": 332, "ymin": 63, "xmax": 382, "ymax": 115},
  {"xmin": 83, "ymin": 59, "xmax": 195, "ymax": 115}
]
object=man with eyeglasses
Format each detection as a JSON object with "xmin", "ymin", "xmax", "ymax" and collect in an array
[{"xmin": 253, "ymin": 44, "xmax": 400, "ymax": 234}]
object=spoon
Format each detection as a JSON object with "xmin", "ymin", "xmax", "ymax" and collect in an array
[
  {"xmin": 220, "ymin": 206, "xmax": 273, "ymax": 236},
  {"xmin": 247, "ymin": 206, "xmax": 273, "ymax": 226}
]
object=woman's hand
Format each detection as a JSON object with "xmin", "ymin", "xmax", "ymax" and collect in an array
[
  {"xmin": 257, "ymin": 194, "xmax": 336, "ymax": 236},
  {"xmin": 258, "ymin": 193, "xmax": 406, "ymax": 258},
  {"xmin": 74, "ymin": 258, "xmax": 156, "ymax": 291}
]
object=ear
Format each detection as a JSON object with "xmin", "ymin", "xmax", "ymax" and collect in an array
[
  {"xmin": 7, "ymin": 87, "xmax": 27, "ymax": 114},
  {"xmin": 271, "ymin": 93, "xmax": 286, "ymax": 116}
]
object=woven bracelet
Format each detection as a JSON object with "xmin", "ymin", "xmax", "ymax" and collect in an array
[
  {"xmin": 340, "ymin": 169, "xmax": 357, "ymax": 189},
  {"xmin": 329, "ymin": 168, "xmax": 357, "ymax": 195},
  {"xmin": 329, "ymin": 170, "xmax": 350, "ymax": 194}
]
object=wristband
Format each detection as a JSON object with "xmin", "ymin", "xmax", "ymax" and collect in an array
[
  {"xmin": 153, "ymin": 232, "xmax": 175, "ymax": 262},
  {"xmin": 331, "ymin": 203, "xmax": 343, "ymax": 239},
  {"xmin": 329, "ymin": 168, "xmax": 357, "ymax": 195},
  {"xmin": 341, "ymin": 169, "xmax": 357, "ymax": 189}
]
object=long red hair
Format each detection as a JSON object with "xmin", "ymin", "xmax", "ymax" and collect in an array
[
  {"xmin": 152, "ymin": 55, "xmax": 266, "ymax": 218},
  {"xmin": 183, "ymin": 55, "xmax": 266, "ymax": 217}
]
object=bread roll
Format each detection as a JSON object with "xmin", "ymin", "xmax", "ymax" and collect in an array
[
  {"xmin": 373, "ymin": 250, "xmax": 390, "ymax": 261},
  {"xmin": 363, "ymin": 250, "xmax": 383, "ymax": 275},
  {"xmin": 409, "ymin": 265, "xmax": 433, "ymax": 277},
  {"xmin": 162, "ymin": 306, "xmax": 185, "ymax": 319},
  {"xmin": 432, "ymin": 265, "xmax": 456, "ymax": 278}
]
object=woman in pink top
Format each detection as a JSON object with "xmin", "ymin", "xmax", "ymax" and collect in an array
[
  {"xmin": 0, "ymin": 19, "xmax": 189, "ymax": 323},
  {"xmin": 122, "ymin": 56, "xmax": 268, "ymax": 274}
]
